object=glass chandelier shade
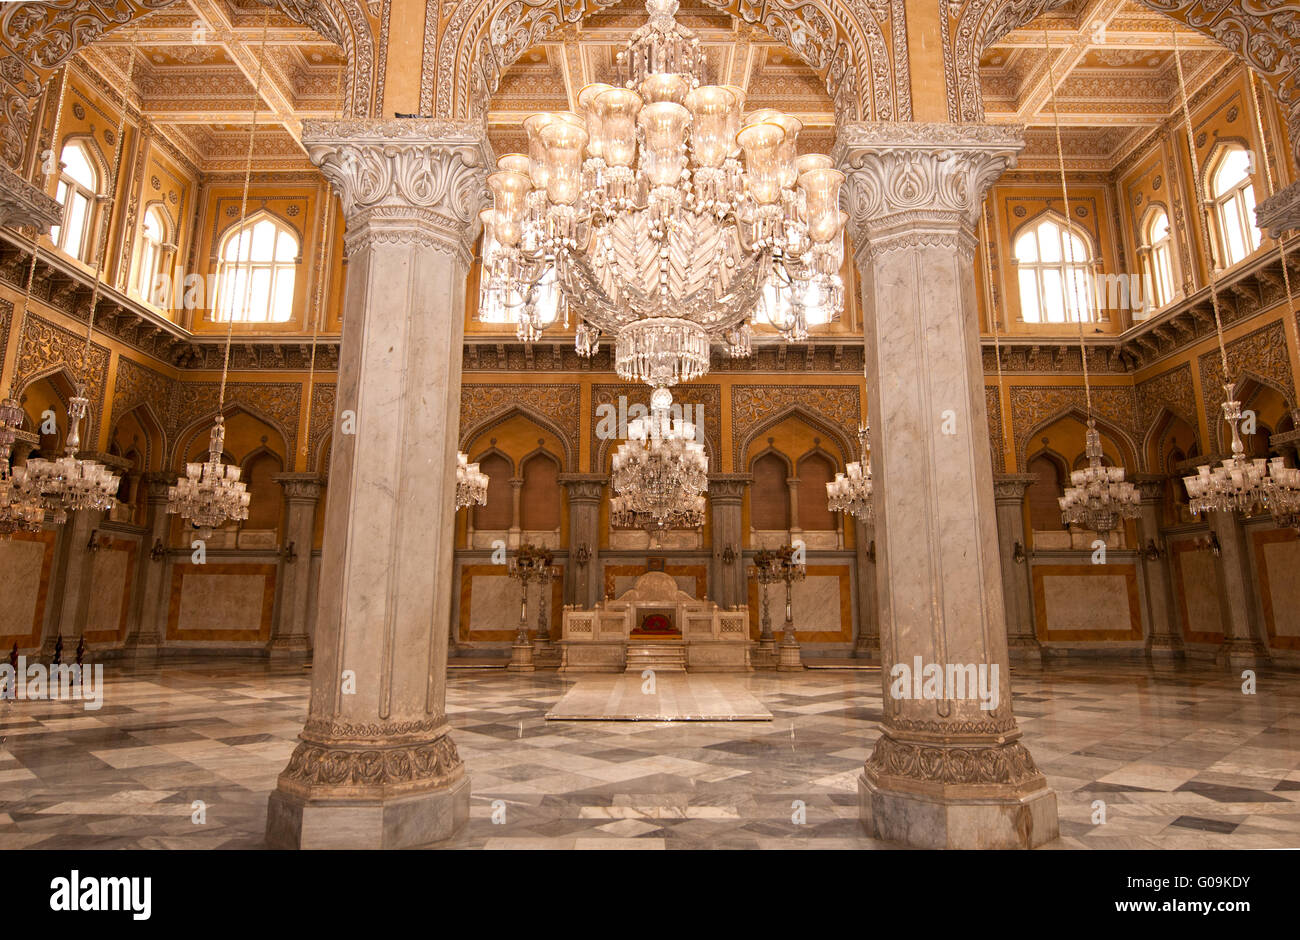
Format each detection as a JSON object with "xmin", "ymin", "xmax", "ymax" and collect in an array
[
  {"xmin": 827, "ymin": 424, "xmax": 874, "ymax": 523},
  {"xmin": 478, "ymin": 0, "xmax": 846, "ymax": 384},
  {"xmin": 166, "ymin": 415, "xmax": 250, "ymax": 539},
  {"xmin": 456, "ymin": 451, "xmax": 489, "ymax": 509},
  {"xmin": 610, "ymin": 387, "xmax": 708, "ymax": 530},
  {"xmin": 1182, "ymin": 386, "xmax": 1300, "ymax": 526},
  {"xmin": 1058, "ymin": 419, "xmax": 1140, "ymax": 536},
  {"xmin": 24, "ymin": 394, "xmax": 121, "ymax": 524},
  {"xmin": 0, "ymin": 396, "xmax": 45, "ymax": 536}
]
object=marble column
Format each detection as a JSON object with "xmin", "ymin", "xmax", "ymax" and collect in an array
[
  {"xmin": 268, "ymin": 472, "xmax": 324, "ymax": 660},
  {"xmin": 707, "ymin": 474, "xmax": 749, "ymax": 609},
  {"xmin": 45, "ymin": 507, "xmax": 104, "ymax": 656},
  {"xmin": 837, "ymin": 123, "xmax": 1057, "ymax": 849},
  {"xmin": 122, "ymin": 472, "xmax": 172, "ymax": 657},
  {"xmin": 1132, "ymin": 474, "xmax": 1183, "ymax": 659},
  {"xmin": 265, "ymin": 120, "xmax": 488, "ymax": 850},
  {"xmin": 993, "ymin": 474, "xmax": 1041, "ymax": 663},
  {"xmin": 1208, "ymin": 509, "xmax": 1270, "ymax": 669},
  {"xmin": 559, "ymin": 474, "xmax": 605, "ymax": 610},
  {"xmin": 508, "ymin": 477, "xmax": 524, "ymax": 547},
  {"xmin": 786, "ymin": 476, "xmax": 802, "ymax": 545},
  {"xmin": 852, "ymin": 518, "xmax": 879, "ymax": 660}
]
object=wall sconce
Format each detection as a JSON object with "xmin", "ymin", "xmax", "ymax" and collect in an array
[
  {"xmin": 149, "ymin": 539, "xmax": 166, "ymax": 562},
  {"xmin": 1142, "ymin": 538, "xmax": 1166, "ymax": 561},
  {"xmin": 867, "ymin": 540, "xmax": 876, "ymax": 564},
  {"xmin": 574, "ymin": 543, "xmax": 591, "ymax": 568},
  {"xmin": 720, "ymin": 543, "xmax": 737, "ymax": 566},
  {"xmin": 86, "ymin": 529, "xmax": 101, "ymax": 552},
  {"xmin": 281, "ymin": 541, "xmax": 297, "ymax": 564},
  {"xmin": 1012, "ymin": 541, "xmax": 1026, "ymax": 565}
]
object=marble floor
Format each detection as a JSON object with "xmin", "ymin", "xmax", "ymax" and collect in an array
[
  {"xmin": 545, "ymin": 674, "xmax": 772, "ymax": 720},
  {"xmin": 1, "ymin": 659, "xmax": 1298, "ymax": 849}
]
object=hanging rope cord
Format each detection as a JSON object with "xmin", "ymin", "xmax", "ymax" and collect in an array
[
  {"xmin": 1043, "ymin": 28, "xmax": 1094, "ymax": 417},
  {"xmin": 217, "ymin": 12, "xmax": 272, "ymax": 417},
  {"xmin": 77, "ymin": 40, "xmax": 138, "ymax": 391},
  {"xmin": 1246, "ymin": 69, "xmax": 1300, "ymax": 410}
]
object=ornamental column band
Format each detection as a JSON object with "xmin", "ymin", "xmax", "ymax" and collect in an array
[
  {"xmin": 835, "ymin": 123, "xmax": 1058, "ymax": 849},
  {"xmin": 266, "ymin": 120, "xmax": 489, "ymax": 849}
]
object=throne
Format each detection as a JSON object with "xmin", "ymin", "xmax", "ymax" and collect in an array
[{"xmin": 559, "ymin": 571, "xmax": 750, "ymax": 672}]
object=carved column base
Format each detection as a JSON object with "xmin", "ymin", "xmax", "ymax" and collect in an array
[
  {"xmin": 1146, "ymin": 633, "xmax": 1185, "ymax": 659},
  {"xmin": 121, "ymin": 631, "xmax": 161, "ymax": 660},
  {"xmin": 1006, "ymin": 635, "xmax": 1044, "ymax": 665},
  {"xmin": 532, "ymin": 637, "xmax": 561, "ymax": 669},
  {"xmin": 507, "ymin": 642, "xmax": 535, "ymax": 672},
  {"xmin": 268, "ymin": 634, "xmax": 312, "ymax": 661},
  {"xmin": 854, "ymin": 632, "xmax": 880, "ymax": 662},
  {"xmin": 859, "ymin": 730, "xmax": 1059, "ymax": 849},
  {"xmin": 1215, "ymin": 636, "xmax": 1269, "ymax": 670},
  {"xmin": 266, "ymin": 722, "xmax": 468, "ymax": 849},
  {"xmin": 777, "ymin": 627, "xmax": 803, "ymax": 672}
]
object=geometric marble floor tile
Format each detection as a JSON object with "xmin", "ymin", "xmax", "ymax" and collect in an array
[{"xmin": 1, "ymin": 658, "xmax": 1297, "ymax": 849}]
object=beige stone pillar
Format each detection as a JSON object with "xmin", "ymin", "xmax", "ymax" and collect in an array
[
  {"xmin": 1132, "ymin": 474, "xmax": 1183, "ymax": 659},
  {"xmin": 265, "ymin": 119, "xmax": 488, "ymax": 849},
  {"xmin": 559, "ymin": 474, "xmax": 605, "ymax": 610},
  {"xmin": 268, "ymin": 472, "xmax": 324, "ymax": 660},
  {"xmin": 993, "ymin": 474, "xmax": 1041, "ymax": 663},
  {"xmin": 1208, "ymin": 509, "xmax": 1270, "ymax": 669},
  {"xmin": 508, "ymin": 477, "xmax": 524, "ymax": 547},
  {"xmin": 837, "ymin": 123, "xmax": 1057, "ymax": 849},
  {"xmin": 707, "ymin": 474, "xmax": 749, "ymax": 609},
  {"xmin": 852, "ymin": 518, "xmax": 879, "ymax": 660},
  {"xmin": 122, "ymin": 471, "xmax": 172, "ymax": 657},
  {"xmin": 786, "ymin": 476, "xmax": 802, "ymax": 544},
  {"xmin": 45, "ymin": 507, "xmax": 104, "ymax": 656}
]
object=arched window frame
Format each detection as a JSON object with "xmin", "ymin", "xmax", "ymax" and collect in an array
[
  {"xmin": 134, "ymin": 204, "xmax": 173, "ymax": 306},
  {"xmin": 51, "ymin": 139, "xmax": 103, "ymax": 263},
  {"xmin": 213, "ymin": 211, "xmax": 301, "ymax": 324},
  {"xmin": 1137, "ymin": 205, "xmax": 1176, "ymax": 316},
  {"xmin": 1206, "ymin": 143, "xmax": 1262, "ymax": 269},
  {"xmin": 1012, "ymin": 212, "xmax": 1098, "ymax": 324}
]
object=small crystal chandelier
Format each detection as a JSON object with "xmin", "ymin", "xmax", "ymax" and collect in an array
[
  {"xmin": 24, "ymin": 394, "xmax": 121, "ymax": 525},
  {"xmin": 827, "ymin": 424, "xmax": 874, "ymax": 524},
  {"xmin": 456, "ymin": 451, "xmax": 488, "ymax": 508},
  {"xmin": 1183, "ymin": 387, "xmax": 1300, "ymax": 524},
  {"xmin": 478, "ymin": 0, "xmax": 846, "ymax": 387},
  {"xmin": 0, "ymin": 397, "xmax": 45, "ymax": 537},
  {"xmin": 167, "ymin": 416, "xmax": 250, "ymax": 539},
  {"xmin": 1058, "ymin": 419, "xmax": 1140, "ymax": 536},
  {"xmin": 610, "ymin": 387, "xmax": 708, "ymax": 530}
]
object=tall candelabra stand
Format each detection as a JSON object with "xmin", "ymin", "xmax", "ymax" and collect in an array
[
  {"xmin": 532, "ymin": 563, "xmax": 562, "ymax": 667},
  {"xmin": 507, "ymin": 544, "xmax": 553, "ymax": 672},
  {"xmin": 776, "ymin": 546, "xmax": 807, "ymax": 671},
  {"xmin": 751, "ymin": 549, "xmax": 784, "ymax": 665}
]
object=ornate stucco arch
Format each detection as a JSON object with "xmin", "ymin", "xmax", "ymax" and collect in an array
[
  {"xmin": 434, "ymin": 0, "xmax": 910, "ymax": 124},
  {"xmin": 0, "ymin": 0, "xmax": 376, "ymax": 170},
  {"xmin": 948, "ymin": 0, "xmax": 1300, "ymax": 169}
]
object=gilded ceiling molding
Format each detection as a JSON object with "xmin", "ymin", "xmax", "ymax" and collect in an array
[
  {"xmin": 434, "ymin": 0, "xmax": 901, "ymax": 123},
  {"xmin": 950, "ymin": 0, "xmax": 1300, "ymax": 170},
  {"xmin": 0, "ymin": 0, "xmax": 376, "ymax": 171}
]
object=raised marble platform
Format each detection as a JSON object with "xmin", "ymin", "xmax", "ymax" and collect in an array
[{"xmin": 545, "ymin": 675, "xmax": 772, "ymax": 721}]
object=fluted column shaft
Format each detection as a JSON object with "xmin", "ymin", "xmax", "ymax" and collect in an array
[
  {"xmin": 992, "ymin": 474, "xmax": 1041, "ymax": 662},
  {"xmin": 559, "ymin": 474, "xmax": 605, "ymax": 610},
  {"xmin": 837, "ymin": 122, "xmax": 1057, "ymax": 849},
  {"xmin": 1208, "ymin": 509, "xmax": 1269, "ymax": 668},
  {"xmin": 1132, "ymin": 475, "xmax": 1183, "ymax": 658},
  {"xmin": 123, "ymin": 472, "xmax": 172, "ymax": 655},
  {"xmin": 852, "ymin": 518, "xmax": 879, "ymax": 659},
  {"xmin": 707, "ymin": 474, "xmax": 749, "ymax": 609},
  {"xmin": 266, "ymin": 120, "xmax": 489, "ymax": 849},
  {"xmin": 269, "ymin": 473, "xmax": 325, "ymax": 658}
]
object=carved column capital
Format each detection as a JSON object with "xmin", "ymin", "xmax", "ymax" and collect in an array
[
  {"xmin": 557, "ymin": 473, "xmax": 607, "ymax": 503},
  {"xmin": 992, "ymin": 472, "xmax": 1037, "ymax": 503},
  {"xmin": 707, "ymin": 473, "xmax": 751, "ymax": 503},
  {"xmin": 273, "ymin": 472, "xmax": 326, "ymax": 502},
  {"xmin": 834, "ymin": 122, "xmax": 1024, "ymax": 260},
  {"xmin": 143, "ymin": 470, "xmax": 175, "ymax": 502},
  {"xmin": 1256, "ymin": 180, "xmax": 1300, "ymax": 238},
  {"xmin": 0, "ymin": 162, "xmax": 61, "ymax": 232},
  {"xmin": 1131, "ymin": 472, "xmax": 1170, "ymax": 503},
  {"xmin": 302, "ymin": 119, "xmax": 491, "ymax": 264}
]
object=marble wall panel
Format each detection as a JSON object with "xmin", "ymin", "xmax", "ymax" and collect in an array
[
  {"xmin": 1256, "ymin": 530, "xmax": 1300, "ymax": 650},
  {"xmin": 1031, "ymin": 564, "xmax": 1143, "ymax": 641},
  {"xmin": 165, "ymin": 564, "xmax": 276, "ymax": 642},
  {"xmin": 0, "ymin": 534, "xmax": 53, "ymax": 646}
]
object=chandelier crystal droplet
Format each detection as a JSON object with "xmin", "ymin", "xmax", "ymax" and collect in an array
[
  {"xmin": 1058, "ymin": 419, "xmax": 1139, "ymax": 537},
  {"xmin": 827, "ymin": 424, "xmax": 874, "ymax": 523},
  {"xmin": 456, "ymin": 451, "xmax": 489, "ymax": 508},
  {"xmin": 610, "ymin": 387, "xmax": 709, "ymax": 530},
  {"xmin": 478, "ymin": 0, "xmax": 846, "ymax": 385},
  {"xmin": 167, "ymin": 415, "xmax": 250, "ymax": 540}
]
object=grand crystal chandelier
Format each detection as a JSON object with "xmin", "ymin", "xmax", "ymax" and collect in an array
[
  {"xmin": 479, "ymin": 0, "xmax": 846, "ymax": 386},
  {"xmin": 168, "ymin": 416, "xmax": 250, "ymax": 539},
  {"xmin": 1058, "ymin": 419, "xmax": 1139, "ymax": 535},
  {"xmin": 826, "ymin": 424, "xmax": 874, "ymax": 523},
  {"xmin": 24, "ymin": 394, "xmax": 120, "ymax": 525},
  {"xmin": 0, "ymin": 397, "xmax": 44, "ymax": 536},
  {"xmin": 610, "ymin": 387, "xmax": 708, "ymax": 530},
  {"xmin": 456, "ymin": 451, "xmax": 489, "ymax": 508}
]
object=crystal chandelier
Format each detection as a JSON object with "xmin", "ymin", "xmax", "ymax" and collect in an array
[
  {"xmin": 456, "ymin": 451, "xmax": 488, "ymax": 508},
  {"xmin": 24, "ymin": 395, "xmax": 120, "ymax": 525},
  {"xmin": 478, "ymin": 0, "xmax": 846, "ymax": 386},
  {"xmin": 610, "ymin": 387, "xmax": 708, "ymax": 530},
  {"xmin": 0, "ymin": 397, "xmax": 44, "ymax": 536},
  {"xmin": 1182, "ymin": 387, "xmax": 1300, "ymax": 524},
  {"xmin": 826, "ymin": 424, "xmax": 874, "ymax": 523},
  {"xmin": 1058, "ymin": 419, "xmax": 1139, "ymax": 536}
]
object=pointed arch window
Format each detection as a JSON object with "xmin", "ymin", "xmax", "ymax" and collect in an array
[
  {"xmin": 51, "ymin": 141, "xmax": 99, "ymax": 262},
  {"xmin": 214, "ymin": 214, "xmax": 299, "ymax": 323},
  {"xmin": 1138, "ymin": 207, "xmax": 1175, "ymax": 314},
  {"xmin": 1208, "ymin": 146, "xmax": 1261, "ymax": 268},
  {"xmin": 1014, "ymin": 215, "xmax": 1096, "ymax": 323}
]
